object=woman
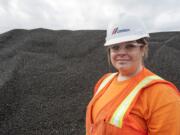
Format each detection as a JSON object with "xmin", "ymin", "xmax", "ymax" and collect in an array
[{"xmin": 86, "ymin": 13, "xmax": 180, "ymax": 135}]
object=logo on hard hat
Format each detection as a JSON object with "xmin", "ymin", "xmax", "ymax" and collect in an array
[{"xmin": 112, "ymin": 27, "xmax": 130, "ymax": 35}]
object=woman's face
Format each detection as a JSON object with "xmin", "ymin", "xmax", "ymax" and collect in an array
[{"xmin": 109, "ymin": 41, "xmax": 145, "ymax": 75}]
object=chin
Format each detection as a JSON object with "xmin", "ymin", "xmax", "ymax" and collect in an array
[{"xmin": 116, "ymin": 65, "xmax": 131, "ymax": 72}]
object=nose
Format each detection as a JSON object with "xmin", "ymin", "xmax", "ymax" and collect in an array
[{"xmin": 116, "ymin": 47, "xmax": 127, "ymax": 54}]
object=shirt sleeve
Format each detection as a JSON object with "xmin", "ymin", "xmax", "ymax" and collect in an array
[{"xmin": 143, "ymin": 83, "xmax": 180, "ymax": 135}]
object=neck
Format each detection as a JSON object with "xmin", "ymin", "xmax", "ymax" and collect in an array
[{"xmin": 117, "ymin": 65, "xmax": 143, "ymax": 81}]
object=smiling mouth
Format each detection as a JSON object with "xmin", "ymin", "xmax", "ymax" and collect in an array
[{"xmin": 116, "ymin": 59, "xmax": 130, "ymax": 61}]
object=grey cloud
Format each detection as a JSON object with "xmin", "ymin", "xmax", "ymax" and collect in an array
[{"xmin": 0, "ymin": 0, "xmax": 180, "ymax": 33}]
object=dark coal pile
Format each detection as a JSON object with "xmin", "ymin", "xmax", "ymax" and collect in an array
[{"xmin": 0, "ymin": 29, "xmax": 179, "ymax": 135}]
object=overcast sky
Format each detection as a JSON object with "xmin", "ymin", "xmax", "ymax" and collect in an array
[{"xmin": 0, "ymin": 0, "xmax": 180, "ymax": 34}]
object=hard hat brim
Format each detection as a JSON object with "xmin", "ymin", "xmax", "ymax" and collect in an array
[{"xmin": 104, "ymin": 34, "xmax": 150, "ymax": 46}]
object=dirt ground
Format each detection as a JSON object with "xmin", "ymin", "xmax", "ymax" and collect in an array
[{"xmin": 0, "ymin": 29, "xmax": 179, "ymax": 135}]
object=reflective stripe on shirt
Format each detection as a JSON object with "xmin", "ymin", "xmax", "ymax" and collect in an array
[{"xmin": 109, "ymin": 75, "xmax": 163, "ymax": 128}]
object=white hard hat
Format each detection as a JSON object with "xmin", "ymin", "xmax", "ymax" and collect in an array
[{"xmin": 104, "ymin": 13, "xmax": 150, "ymax": 46}]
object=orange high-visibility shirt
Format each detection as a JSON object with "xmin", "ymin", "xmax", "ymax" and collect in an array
[
  {"xmin": 92, "ymin": 74, "xmax": 180, "ymax": 135},
  {"xmin": 92, "ymin": 76, "xmax": 130, "ymax": 122}
]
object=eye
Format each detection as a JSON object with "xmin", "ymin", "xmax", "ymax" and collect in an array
[
  {"xmin": 111, "ymin": 45, "xmax": 119, "ymax": 50},
  {"xmin": 125, "ymin": 44, "xmax": 137, "ymax": 50}
]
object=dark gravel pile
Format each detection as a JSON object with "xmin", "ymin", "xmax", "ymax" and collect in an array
[{"xmin": 0, "ymin": 29, "xmax": 179, "ymax": 135}]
